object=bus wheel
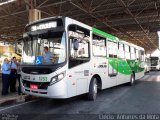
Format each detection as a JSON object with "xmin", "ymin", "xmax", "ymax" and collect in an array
[
  {"xmin": 88, "ymin": 77, "xmax": 97, "ymax": 101},
  {"xmin": 130, "ymin": 74, "xmax": 135, "ymax": 86}
]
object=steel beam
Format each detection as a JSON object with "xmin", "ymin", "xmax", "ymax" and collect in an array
[
  {"xmin": 117, "ymin": 0, "xmax": 159, "ymax": 49},
  {"xmin": 69, "ymin": 0, "xmax": 151, "ymax": 50}
]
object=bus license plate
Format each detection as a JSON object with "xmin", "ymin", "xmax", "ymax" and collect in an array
[{"xmin": 30, "ymin": 84, "xmax": 38, "ymax": 89}]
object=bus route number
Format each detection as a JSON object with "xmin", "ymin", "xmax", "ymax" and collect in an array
[{"xmin": 39, "ymin": 77, "xmax": 47, "ymax": 82}]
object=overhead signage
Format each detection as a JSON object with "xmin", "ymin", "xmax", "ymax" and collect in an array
[{"xmin": 31, "ymin": 21, "xmax": 57, "ymax": 31}]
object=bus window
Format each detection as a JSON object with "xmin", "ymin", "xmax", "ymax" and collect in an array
[
  {"xmin": 92, "ymin": 34, "xmax": 106, "ymax": 57},
  {"xmin": 118, "ymin": 43, "xmax": 125, "ymax": 58},
  {"xmin": 136, "ymin": 49, "xmax": 139, "ymax": 60},
  {"xmin": 125, "ymin": 45, "xmax": 131, "ymax": 59},
  {"xmin": 108, "ymin": 41, "xmax": 113, "ymax": 57},
  {"xmin": 113, "ymin": 42, "xmax": 118, "ymax": 58},
  {"xmin": 70, "ymin": 38, "xmax": 89, "ymax": 58},
  {"xmin": 108, "ymin": 41, "xmax": 118, "ymax": 76},
  {"xmin": 130, "ymin": 47, "xmax": 136, "ymax": 60},
  {"xmin": 68, "ymin": 25, "xmax": 90, "ymax": 68},
  {"xmin": 108, "ymin": 41, "xmax": 118, "ymax": 58},
  {"xmin": 140, "ymin": 50, "xmax": 144, "ymax": 61}
]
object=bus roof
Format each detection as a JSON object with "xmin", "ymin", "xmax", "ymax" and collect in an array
[
  {"xmin": 92, "ymin": 27, "xmax": 118, "ymax": 41},
  {"xmin": 92, "ymin": 27, "xmax": 144, "ymax": 50}
]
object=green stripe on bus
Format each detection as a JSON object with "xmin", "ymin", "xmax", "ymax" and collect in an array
[
  {"xmin": 92, "ymin": 27, "xmax": 118, "ymax": 41},
  {"xmin": 108, "ymin": 58, "xmax": 144, "ymax": 75}
]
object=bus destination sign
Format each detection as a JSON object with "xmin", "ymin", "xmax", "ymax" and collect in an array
[{"xmin": 31, "ymin": 21, "xmax": 57, "ymax": 31}]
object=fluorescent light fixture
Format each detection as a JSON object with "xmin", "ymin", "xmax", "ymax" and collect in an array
[{"xmin": 0, "ymin": 0, "xmax": 16, "ymax": 6}]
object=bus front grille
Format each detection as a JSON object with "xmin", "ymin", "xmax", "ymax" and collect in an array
[{"xmin": 23, "ymin": 80, "xmax": 50, "ymax": 90}]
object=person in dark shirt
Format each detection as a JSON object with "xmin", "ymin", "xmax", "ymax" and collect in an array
[
  {"xmin": 10, "ymin": 57, "xmax": 18, "ymax": 92},
  {"xmin": 17, "ymin": 60, "xmax": 22, "ymax": 95}
]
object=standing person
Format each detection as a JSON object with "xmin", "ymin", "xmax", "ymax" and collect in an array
[
  {"xmin": 10, "ymin": 57, "xmax": 17, "ymax": 92},
  {"xmin": 1, "ymin": 58, "xmax": 11, "ymax": 95},
  {"xmin": 43, "ymin": 46, "xmax": 53, "ymax": 64},
  {"xmin": 17, "ymin": 60, "xmax": 22, "ymax": 95}
]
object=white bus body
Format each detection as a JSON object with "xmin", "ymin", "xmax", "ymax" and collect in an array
[{"xmin": 21, "ymin": 16, "xmax": 145, "ymax": 100}]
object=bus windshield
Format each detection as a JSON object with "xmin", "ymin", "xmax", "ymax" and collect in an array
[
  {"xmin": 151, "ymin": 57, "xmax": 159, "ymax": 66},
  {"xmin": 22, "ymin": 31, "xmax": 66, "ymax": 65}
]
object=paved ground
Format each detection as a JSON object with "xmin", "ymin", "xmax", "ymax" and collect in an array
[
  {"xmin": 0, "ymin": 71, "xmax": 160, "ymax": 120},
  {"xmin": 0, "ymin": 78, "xmax": 25, "ymax": 106}
]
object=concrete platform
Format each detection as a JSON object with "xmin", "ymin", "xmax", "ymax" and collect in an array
[{"xmin": 0, "ymin": 78, "xmax": 26, "ymax": 105}]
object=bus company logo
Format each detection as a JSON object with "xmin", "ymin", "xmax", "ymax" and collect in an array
[{"xmin": 98, "ymin": 64, "xmax": 107, "ymax": 68}]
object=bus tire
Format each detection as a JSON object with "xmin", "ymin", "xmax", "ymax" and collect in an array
[
  {"xmin": 130, "ymin": 74, "xmax": 135, "ymax": 86},
  {"xmin": 88, "ymin": 77, "xmax": 97, "ymax": 101}
]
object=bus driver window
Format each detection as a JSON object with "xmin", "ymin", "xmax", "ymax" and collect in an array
[{"xmin": 68, "ymin": 24, "xmax": 90, "ymax": 68}]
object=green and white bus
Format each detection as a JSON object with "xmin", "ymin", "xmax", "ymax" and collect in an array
[{"xmin": 21, "ymin": 16, "xmax": 145, "ymax": 100}]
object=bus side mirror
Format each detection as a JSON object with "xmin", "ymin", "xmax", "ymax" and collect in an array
[{"xmin": 15, "ymin": 40, "xmax": 23, "ymax": 57}]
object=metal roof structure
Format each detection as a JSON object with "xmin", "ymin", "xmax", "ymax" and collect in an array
[{"xmin": 0, "ymin": 0, "xmax": 160, "ymax": 53}]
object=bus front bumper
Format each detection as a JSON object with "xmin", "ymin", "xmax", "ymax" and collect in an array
[{"xmin": 21, "ymin": 80, "xmax": 68, "ymax": 98}]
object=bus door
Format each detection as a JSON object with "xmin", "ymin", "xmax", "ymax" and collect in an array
[
  {"xmin": 68, "ymin": 24, "xmax": 90, "ymax": 97},
  {"xmin": 107, "ymin": 41, "xmax": 118, "ymax": 86}
]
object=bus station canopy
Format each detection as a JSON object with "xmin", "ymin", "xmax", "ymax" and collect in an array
[{"xmin": 0, "ymin": 0, "xmax": 160, "ymax": 53}]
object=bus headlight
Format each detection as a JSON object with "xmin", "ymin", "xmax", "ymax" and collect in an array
[{"xmin": 50, "ymin": 71, "xmax": 66, "ymax": 85}]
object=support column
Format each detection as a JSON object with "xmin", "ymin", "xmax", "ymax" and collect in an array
[
  {"xmin": 29, "ymin": 9, "xmax": 41, "ymax": 23},
  {"xmin": 27, "ymin": 0, "xmax": 41, "ymax": 23}
]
